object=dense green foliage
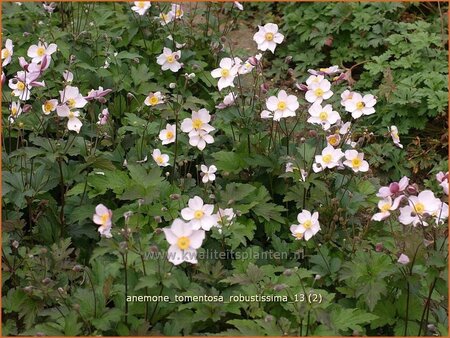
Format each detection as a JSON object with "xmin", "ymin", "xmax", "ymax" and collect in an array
[{"xmin": 2, "ymin": 2, "xmax": 448, "ymax": 336}]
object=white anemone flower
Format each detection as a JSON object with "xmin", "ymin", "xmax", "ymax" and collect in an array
[
  {"xmin": 180, "ymin": 108, "xmax": 214, "ymax": 133},
  {"xmin": 305, "ymin": 77, "xmax": 333, "ymax": 104},
  {"xmin": 56, "ymin": 105, "xmax": 83, "ymax": 133},
  {"xmin": 211, "ymin": 58, "xmax": 238, "ymax": 91},
  {"xmin": 8, "ymin": 76, "xmax": 32, "ymax": 101},
  {"xmin": 215, "ymin": 208, "xmax": 235, "ymax": 227},
  {"xmin": 389, "ymin": 126, "xmax": 403, "ymax": 149},
  {"xmin": 169, "ymin": 3, "xmax": 183, "ymax": 19},
  {"xmin": 436, "ymin": 172, "xmax": 449, "ymax": 195},
  {"xmin": 371, "ymin": 196, "xmax": 403, "ymax": 221},
  {"xmin": 63, "ymin": 70, "xmax": 73, "ymax": 82},
  {"xmin": 253, "ymin": 23, "xmax": 284, "ymax": 53},
  {"xmin": 399, "ymin": 190, "xmax": 442, "ymax": 226},
  {"xmin": 343, "ymin": 150, "xmax": 369, "ymax": 173},
  {"xmin": 188, "ymin": 129, "xmax": 214, "ymax": 151},
  {"xmin": 163, "ymin": 219, "xmax": 205, "ymax": 265},
  {"xmin": 156, "ymin": 47, "xmax": 182, "ymax": 72},
  {"xmin": 313, "ymin": 145, "xmax": 344, "ymax": 172},
  {"xmin": 93, "ymin": 204, "xmax": 113, "ymax": 238},
  {"xmin": 9, "ymin": 101, "xmax": 22, "ymax": 123},
  {"xmin": 260, "ymin": 110, "xmax": 273, "ymax": 119},
  {"xmin": 201, "ymin": 165, "xmax": 217, "ymax": 183},
  {"xmin": 157, "ymin": 12, "xmax": 174, "ymax": 26},
  {"xmin": 307, "ymin": 102, "xmax": 340, "ymax": 130},
  {"xmin": 294, "ymin": 210, "xmax": 320, "ymax": 241},
  {"xmin": 152, "ymin": 149, "xmax": 170, "ymax": 167},
  {"xmin": 344, "ymin": 92, "xmax": 376, "ymax": 118},
  {"xmin": 216, "ymin": 92, "xmax": 237, "ymax": 109},
  {"xmin": 131, "ymin": 1, "xmax": 151, "ymax": 15},
  {"xmin": 59, "ymin": 85, "xmax": 88, "ymax": 109},
  {"xmin": 42, "ymin": 99, "xmax": 58, "ymax": 115},
  {"xmin": 159, "ymin": 123, "xmax": 176, "ymax": 145},
  {"xmin": 266, "ymin": 90, "xmax": 299, "ymax": 121},
  {"xmin": 340, "ymin": 90, "xmax": 355, "ymax": 106},
  {"xmin": 27, "ymin": 41, "xmax": 57, "ymax": 64},
  {"xmin": 181, "ymin": 196, "xmax": 217, "ymax": 231},
  {"xmin": 145, "ymin": 91, "xmax": 164, "ymax": 106},
  {"xmin": 290, "ymin": 224, "xmax": 304, "ymax": 240},
  {"xmin": 1, "ymin": 39, "xmax": 13, "ymax": 67}
]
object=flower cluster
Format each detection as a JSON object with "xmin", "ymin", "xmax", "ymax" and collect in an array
[
  {"xmin": 372, "ymin": 176, "xmax": 448, "ymax": 226},
  {"xmin": 290, "ymin": 210, "xmax": 321, "ymax": 241},
  {"xmin": 3, "ymin": 38, "xmax": 112, "ymax": 133},
  {"xmin": 180, "ymin": 108, "xmax": 215, "ymax": 151},
  {"xmin": 163, "ymin": 196, "xmax": 235, "ymax": 265}
]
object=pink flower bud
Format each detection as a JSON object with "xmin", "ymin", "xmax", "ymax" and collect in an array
[
  {"xmin": 295, "ymin": 83, "xmax": 308, "ymax": 91},
  {"xmin": 406, "ymin": 184, "xmax": 419, "ymax": 195},
  {"xmin": 260, "ymin": 82, "xmax": 269, "ymax": 94}
]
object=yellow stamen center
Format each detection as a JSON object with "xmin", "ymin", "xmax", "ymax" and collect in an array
[
  {"xmin": 328, "ymin": 135, "xmax": 339, "ymax": 146},
  {"xmin": 414, "ymin": 202, "xmax": 425, "ymax": 215},
  {"xmin": 319, "ymin": 111, "xmax": 328, "ymax": 121},
  {"xmin": 177, "ymin": 236, "xmax": 190, "ymax": 250},
  {"xmin": 294, "ymin": 232, "xmax": 303, "ymax": 239},
  {"xmin": 303, "ymin": 220, "xmax": 312, "ymax": 229},
  {"xmin": 192, "ymin": 118, "xmax": 203, "ymax": 129},
  {"xmin": 166, "ymin": 131, "xmax": 174, "ymax": 139},
  {"xmin": 137, "ymin": 2, "xmax": 145, "ymax": 8},
  {"xmin": 314, "ymin": 88, "xmax": 324, "ymax": 97},
  {"xmin": 2, "ymin": 49, "xmax": 10, "ymax": 58},
  {"xmin": 16, "ymin": 81, "xmax": 25, "ymax": 91},
  {"xmin": 101, "ymin": 213, "xmax": 109, "ymax": 225},
  {"xmin": 319, "ymin": 68, "xmax": 327, "ymax": 72},
  {"xmin": 166, "ymin": 55, "xmax": 175, "ymax": 63},
  {"xmin": 176, "ymin": 9, "xmax": 182, "ymax": 17},
  {"xmin": 194, "ymin": 210, "xmax": 204, "ymax": 219},
  {"xmin": 221, "ymin": 68, "xmax": 230, "ymax": 77},
  {"xmin": 265, "ymin": 32, "xmax": 274, "ymax": 41},
  {"xmin": 277, "ymin": 101, "xmax": 287, "ymax": 110},
  {"xmin": 37, "ymin": 47, "xmax": 46, "ymax": 57},
  {"xmin": 156, "ymin": 156, "xmax": 164, "ymax": 164},
  {"xmin": 322, "ymin": 154, "xmax": 332, "ymax": 164},
  {"xmin": 380, "ymin": 203, "xmax": 391, "ymax": 212},
  {"xmin": 67, "ymin": 98, "xmax": 76, "ymax": 108},
  {"xmin": 11, "ymin": 108, "xmax": 18, "ymax": 116},
  {"xmin": 356, "ymin": 101, "xmax": 365, "ymax": 110},
  {"xmin": 351, "ymin": 158, "xmax": 362, "ymax": 168},
  {"xmin": 149, "ymin": 96, "xmax": 159, "ymax": 105},
  {"xmin": 68, "ymin": 111, "xmax": 75, "ymax": 119},
  {"xmin": 44, "ymin": 101, "xmax": 53, "ymax": 112}
]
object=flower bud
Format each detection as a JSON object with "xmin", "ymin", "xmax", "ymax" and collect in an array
[
  {"xmin": 72, "ymin": 265, "xmax": 83, "ymax": 272},
  {"xmin": 260, "ymin": 82, "xmax": 269, "ymax": 94},
  {"xmin": 375, "ymin": 242, "xmax": 383, "ymax": 252},
  {"xmin": 149, "ymin": 245, "xmax": 159, "ymax": 253},
  {"xmin": 406, "ymin": 184, "xmax": 419, "ymax": 195},
  {"xmin": 308, "ymin": 130, "xmax": 317, "ymax": 138},
  {"xmin": 264, "ymin": 315, "xmax": 274, "ymax": 323},
  {"xmin": 23, "ymin": 286, "xmax": 33, "ymax": 293},
  {"xmin": 73, "ymin": 303, "xmax": 81, "ymax": 311},
  {"xmin": 22, "ymin": 104, "xmax": 32, "ymax": 113},
  {"xmin": 154, "ymin": 216, "xmax": 162, "ymax": 223},
  {"xmin": 296, "ymin": 83, "xmax": 309, "ymax": 92},
  {"xmin": 11, "ymin": 240, "xmax": 19, "ymax": 249},
  {"xmin": 273, "ymin": 284, "xmax": 288, "ymax": 291},
  {"xmin": 169, "ymin": 82, "xmax": 176, "ymax": 89},
  {"xmin": 40, "ymin": 247, "xmax": 48, "ymax": 254},
  {"xmin": 119, "ymin": 241, "xmax": 128, "ymax": 250},
  {"xmin": 42, "ymin": 277, "xmax": 52, "ymax": 285},
  {"xmin": 170, "ymin": 194, "xmax": 181, "ymax": 200},
  {"xmin": 186, "ymin": 173, "xmax": 192, "ymax": 179},
  {"xmin": 283, "ymin": 268, "xmax": 293, "ymax": 276},
  {"xmin": 155, "ymin": 228, "xmax": 163, "ymax": 234}
]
